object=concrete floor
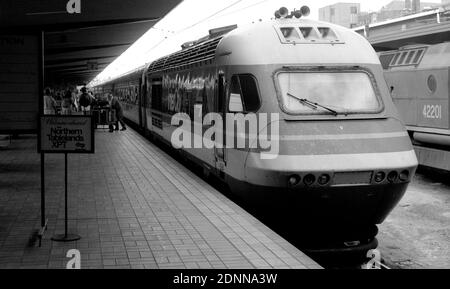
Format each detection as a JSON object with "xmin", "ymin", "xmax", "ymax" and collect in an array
[
  {"xmin": 0, "ymin": 131, "xmax": 319, "ymax": 269},
  {"xmin": 378, "ymin": 168, "xmax": 450, "ymax": 269}
]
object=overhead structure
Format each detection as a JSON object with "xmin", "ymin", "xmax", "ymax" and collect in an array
[
  {"xmin": 0, "ymin": 0, "xmax": 182, "ymax": 85},
  {"xmin": 0, "ymin": 0, "xmax": 181, "ymax": 134},
  {"xmin": 354, "ymin": 8, "xmax": 450, "ymax": 51}
]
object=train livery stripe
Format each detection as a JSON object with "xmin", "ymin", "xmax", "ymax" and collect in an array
[
  {"xmin": 244, "ymin": 150, "xmax": 418, "ymax": 174},
  {"xmin": 267, "ymin": 131, "xmax": 408, "ymax": 141},
  {"xmin": 174, "ymin": 130, "xmax": 408, "ymax": 141},
  {"xmin": 253, "ymin": 137, "xmax": 411, "ymax": 155},
  {"xmin": 162, "ymin": 126, "xmax": 411, "ymax": 155}
]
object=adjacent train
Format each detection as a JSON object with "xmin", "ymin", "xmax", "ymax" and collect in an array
[
  {"xmin": 379, "ymin": 42, "xmax": 450, "ymax": 171},
  {"xmin": 94, "ymin": 7, "xmax": 418, "ymax": 254}
]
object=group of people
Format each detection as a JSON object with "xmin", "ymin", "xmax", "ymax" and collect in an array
[
  {"xmin": 43, "ymin": 86, "xmax": 126, "ymax": 132},
  {"xmin": 43, "ymin": 86, "xmax": 95, "ymax": 115}
]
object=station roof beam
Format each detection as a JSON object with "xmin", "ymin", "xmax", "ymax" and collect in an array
[{"xmin": 0, "ymin": 0, "xmax": 182, "ymax": 85}]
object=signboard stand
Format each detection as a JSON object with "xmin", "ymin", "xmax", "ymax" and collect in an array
[
  {"xmin": 37, "ymin": 31, "xmax": 48, "ymax": 247},
  {"xmin": 51, "ymin": 153, "xmax": 81, "ymax": 242},
  {"xmin": 38, "ymin": 152, "xmax": 48, "ymax": 247},
  {"xmin": 39, "ymin": 115, "xmax": 94, "ymax": 243}
]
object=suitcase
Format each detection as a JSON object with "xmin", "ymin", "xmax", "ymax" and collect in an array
[{"xmin": 92, "ymin": 107, "xmax": 115, "ymax": 129}]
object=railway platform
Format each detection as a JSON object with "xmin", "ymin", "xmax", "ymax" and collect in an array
[{"xmin": 0, "ymin": 128, "xmax": 320, "ymax": 269}]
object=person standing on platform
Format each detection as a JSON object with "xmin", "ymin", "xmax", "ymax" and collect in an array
[
  {"xmin": 78, "ymin": 87, "xmax": 96, "ymax": 114},
  {"xmin": 43, "ymin": 87, "xmax": 57, "ymax": 115},
  {"xmin": 107, "ymin": 93, "xmax": 126, "ymax": 132},
  {"xmin": 73, "ymin": 88, "xmax": 79, "ymax": 112},
  {"xmin": 61, "ymin": 89, "xmax": 74, "ymax": 115}
]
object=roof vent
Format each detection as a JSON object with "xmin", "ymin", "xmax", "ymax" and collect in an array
[
  {"xmin": 276, "ymin": 26, "xmax": 343, "ymax": 44},
  {"xmin": 317, "ymin": 27, "xmax": 338, "ymax": 40},
  {"xmin": 280, "ymin": 27, "xmax": 301, "ymax": 41},
  {"xmin": 299, "ymin": 27, "xmax": 320, "ymax": 40}
]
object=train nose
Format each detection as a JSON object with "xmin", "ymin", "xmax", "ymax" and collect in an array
[{"xmin": 244, "ymin": 146, "xmax": 418, "ymax": 188}]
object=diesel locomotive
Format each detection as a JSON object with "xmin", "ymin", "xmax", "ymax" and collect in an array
[
  {"xmin": 379, "ymin": 42, "xmax": 450, "ymax": 171},
  {"xmin": 94, "ymin": 7, "xmax": 418, "ymax": 254}
]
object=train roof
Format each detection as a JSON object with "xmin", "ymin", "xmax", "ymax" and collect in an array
[
  {"xmin": 145, "ymin": 18, "xmax": 380, "ymax": 74},
  {"xmin": 215, "ymin": 18, "xmax": 380, "ymax": 66},
  {"xmin": 99, "ymin": 17, "xmax": 382, "ymax": 84}
]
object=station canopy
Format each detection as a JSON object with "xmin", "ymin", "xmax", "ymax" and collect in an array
[{"xmin": 0, "ymin": 0, "xmax": 182, "ymax": 85}]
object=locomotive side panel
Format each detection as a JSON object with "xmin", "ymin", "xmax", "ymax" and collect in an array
[
  {"xmin": 387, "ymin": 68, "xmax": 449, "ymax": 130},
  {"xmin": 380, "ymin": 42, "xmax": 450, "ymax": 171}
]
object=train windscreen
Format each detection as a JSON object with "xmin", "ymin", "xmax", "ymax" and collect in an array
[{"xmin": 277, "ymin": 71, "xmax": 380, "ymax": 115}]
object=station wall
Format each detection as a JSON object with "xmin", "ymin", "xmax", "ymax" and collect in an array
[{"xmin": 0, "ymin": 34, "xmax": 39, "ymax": 133}]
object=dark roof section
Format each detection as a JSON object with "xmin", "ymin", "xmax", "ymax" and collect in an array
[
  {"xmin": 0, "ymin": 0, "xmax": 182, "ymax": 85},
  {"xmin": 147, "ymin": 24, "xmax": 237, "ymax": 74}
]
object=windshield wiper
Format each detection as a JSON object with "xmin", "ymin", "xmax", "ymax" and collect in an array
[
  {"xmin": 287, "ymin": 93, "xmax": 317, "ymax": 110},
  {"xmin": 287, "ymin": 93, "xmax": 338, "ymax": 116}
]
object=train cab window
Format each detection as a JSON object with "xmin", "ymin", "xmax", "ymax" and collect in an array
[
  {"xmin": 229, "ymin": 94, "xmax": 244, "ymax": 112},
  {"xmin": 228, "ymin": 74, "xmax": 261, "ymax": 113},
  {"xmin": 277, "ymin": 70, "xmax": 381, "ymax": 115},
  {"xmin": 280, "ymin": 27, "xmax": 301, "ymax": 41},
  {"xmin": 229, "ymin": 76, "xmax": 244, "ymax": 112}
]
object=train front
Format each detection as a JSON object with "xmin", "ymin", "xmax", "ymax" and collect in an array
[{"xmin": 216, "ymin": 12, "xmax": 418, "ymax": 255}]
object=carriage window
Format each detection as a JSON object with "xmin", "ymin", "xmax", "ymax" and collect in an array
[
  {"xmin": 229, "ymin": 76, "xmax": 244, "ymax": 112},
  {"xmin": 146, "ymin": 79, "xmax": 152, "ymax": 108},
  {"xmin": 277, "ymin": 70, "xmax": 380, "ymax": 115},
  {"xmin": 228, "ymin": 74, "xmax": 261, "ymax": 113}
]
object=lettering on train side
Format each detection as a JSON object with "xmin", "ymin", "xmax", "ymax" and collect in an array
[
  {"xmin": 422, "ymin": 104, "xmax": 442, "ymax": 119},
  {"xmin": 164, "ymin": 73, "xmax": 215, "ymax": 115}
]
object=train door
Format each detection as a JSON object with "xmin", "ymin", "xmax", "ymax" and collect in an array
[
  {"xmin": 139, "ymin": 74, "xmax": 147, "ymax": 131},
  {"xmin": 138, "ymin": 78, "xmax": 143, "ymax": 129},
  {"xmin": 214, "ymin": 72, "xmax": 227, "ymax": 176}
]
